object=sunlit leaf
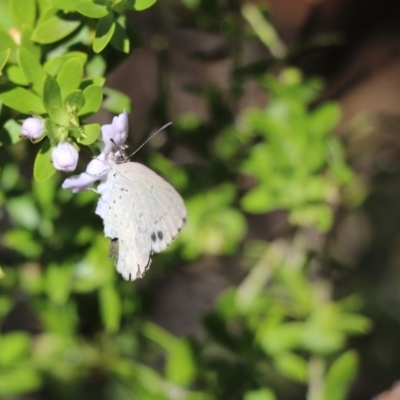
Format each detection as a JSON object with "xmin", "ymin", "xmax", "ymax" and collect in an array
[
  {"xmin": 99, "ymin": 283, "xmax": 122, "ymax": 333},
  {"xmin": 75, "ymin": 0, "xmax": 110, "ymax": 18},
  {"xmin": 33, "ymin": 139, "xmax": 56, "ymax": 182},
  {"xmin": 32, "ymin": 15, "xmax": 81, "ymax": 44},
  {"xmin": 0, "ymin": 85, "xmax": 45, "ymax": 113},
  {"xmin": 57, "ymin": 57, "xmax": 83, "ymax": 99},
  {"xmin": 78, "ymin": 85, "xmax": 103, "ymax": 117},
  {"xmin": 93, "ymin": 13, "xmax": 116, "ymax": 53},
  {"xmin": 10, "ymin": 0, "xmax": 36, "ymax": 29},
  {"xmin": 132, "ymin": 0, "xmax": 157, "ymax": 11},
  {"xmin": 322, "ymin": 351, "xmax": 358, "ymax": 400},
  {"xmin": 79, "ymin": 123, "xmax": 100, "ymax": 145},
  {"xmin": 18, "ymin": 48, "xmax": 45, "ymax": 93}
]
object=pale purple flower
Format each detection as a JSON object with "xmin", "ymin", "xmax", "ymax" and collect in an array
[
  {"xmin": 21, "ymin": 117, "xmax": 44, "ymax": 139},
  {"xmin": 52, "ymin": 142, "xmax": 79, "ymax": 172},
  {"xmin": 100, "ymin": 110, "xmax": 128, "ymax": 156},
  {"xmin": 62, "ymin": 155, "xmax": 111, "ymax": 193}
]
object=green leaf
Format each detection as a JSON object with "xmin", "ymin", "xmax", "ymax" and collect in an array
[
  {"xmin": 43, "ymin": 75, "xmax": 62, "ymax": 112},
  {"xmin": 20, "ymin": 27, "xmax": 41, "ymax": 59},
  {"xmin": 45, "ymin": 264, "xmax": 73, "ymax": 305},
  {"xmin": 3, "ymin": 229, "xmax": 42, "ymax": 258},
  {"xmin": 44, "ymin": 52, "xmax": 88, "ymax": 76},
  {"xmin": 64, "ymin": 90, "xmax": 85, "ymax": 112},
  {"xmin": 310, "ymin": 102, "xmax": 341, "ymax": 137},
  {"xmin": 74, "ymin": 0, "xmax": 110, "ymax": 18},
  {"xmin": 57, "ymin": 57, "xmax": 83, "ymax": 99},
  {"xmin": 165, "ymin": 340, "xmax": 196, "ymax": 386},
  {"xmin": 79, "ymin": 123, "xmax": 100, "ymax": 145},
  {"xmin": 0, "ymin": 85, "xmax": 45, "ymax": 113},
  {"xmin": 93, "ymin": 13, "xmax": 116, "ymax": 53},
  {"xmin": 34, "ymin": 139, "xmax": 56, "ymax": 182},
  {"xmin": 323, "ymin": 351, "xmax": 358, "ymax": 400},
  {"xmin": 48, "ymin": 0, "xmax": 76, "ymax": 11},
  {"xmin": 0, "ymin": 48, "xmax": 10, "ymax": 73},
  {"xmin": 85, "ymin": 54, "xmax": 107, "ymax": 77},
  {"xmin": 6, "ymin": 65, "xmax": 29, "ymax": 85},
  {"xmin": 273, "ymin": 352, "xmax": 308, "ymax": 383},
  {"xmin": 110, "ymin": 15, "xmax": 130, "ymax": 53},
  {"xmin": 80, "ymin": 76, "xmax": 106, "ymax": 89},
  {"xmin": 18, "ymin": 48, "xmax": 45, "ymax": 93},
  {"xmin": 44, "ymin": 118, "xmax": 59, "ymax": 141},
  {"xmin": 103, "ymin": 87, "xmax": 131, "ymax": 113},
  {"xmin": 133, "ymin": 0, "xmax": 157, "ymax": 11},
  {"xmin": 49, "ymin": 106, "xmax": 70, "ymax": 126},
  {"xmin": 10, "ymin": 0, "xmax": 36, "ymax": 29},
  {"xmin": 0, "ymin": 332, "xmax": 30, "ymax": 366},
  {"xmin": 244, "ymin": 389, "xmax": 276, "ymax": 400},
  {"xmin": 0, "ymin": 367, "xmax": 41, "ymax": 396},
  {"xmin": 78, "ymin": 85, "xmax": 103, "ymax": 117},
  {"xmin": 6, "ymin": 196, "xmax": 40, "ymax": 230},
  {"xmin": 99, "ymin": 283, "xmax": 121, "ymax": 333},
  {"xmin": 31, "ymin": 15, "xmax": 81, "ymax": 44},
  {"xmin": 258, "ymin": 322, "xmax": 303, "ymax": 355},
  {"xmin": 0, "ymin": 119, "xmax": 22, "ymax": 146},
  {"xmin": 0, "ymin": 30, "xmax": 15, "ymax": 53}
]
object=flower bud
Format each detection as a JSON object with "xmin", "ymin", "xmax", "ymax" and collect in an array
[
  {"xmin": 52, "ymin": 142, "xmax": 79, "ymax": 172},
  {"xmin": 21, "ymin": 117, "xmax": 44, "ymax": 139}
]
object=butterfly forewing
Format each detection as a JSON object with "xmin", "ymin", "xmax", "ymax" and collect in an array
[{"xmin": 103, "ymin": 162, "xmax": 187, "ymax": 280}]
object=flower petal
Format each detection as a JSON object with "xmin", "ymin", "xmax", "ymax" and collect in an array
[
  {"xmin": 100, "ymin": 110, "xmax": 128, "ymax": 155},
  {"xmin": 62, "ymin": 172, "xmax": 98, "ymax": 193}
]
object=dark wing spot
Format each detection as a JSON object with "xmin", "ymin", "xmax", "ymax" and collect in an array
[
  {"xmin": 151, "ymin": 232, "xmax": 157, "ymax": 242},
  {"xmin": 157, "ymin": 231, "xmax": 163, "ymax": 240}
]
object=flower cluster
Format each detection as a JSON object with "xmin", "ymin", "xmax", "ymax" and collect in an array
[{"xmin": 61, "ymin": 110, "xmax": 129, "ymax": 218}]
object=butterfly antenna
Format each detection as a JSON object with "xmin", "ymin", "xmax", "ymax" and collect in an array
[{"xmin": 128, "ymin": 122, "xmax": 172, "ymax": 158}]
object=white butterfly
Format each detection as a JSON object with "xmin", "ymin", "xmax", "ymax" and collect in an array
[{"xmin": 103, "ymin": 158, "xmax": 187, "ymax": 281}]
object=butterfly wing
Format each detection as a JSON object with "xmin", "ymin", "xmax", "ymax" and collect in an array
[{"xmin": 103, "ymin": 162, "xmax": 187, "ymax": 280}]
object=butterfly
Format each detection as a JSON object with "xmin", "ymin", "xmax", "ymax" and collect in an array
[{"xmin": 103, "ymin": 159, "xmax": 186, "ymax": 280}]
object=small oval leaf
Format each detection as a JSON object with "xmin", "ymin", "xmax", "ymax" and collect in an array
[
  {"xmin": 57, "ymin": 57, "xmax": 83, "ymax": 99},
  {"xmin": 32, "ymin": 15, "xmax": 81, "ymax": 44},
  {"xmin": 75, "ymin": 0, "xmax": 110, "ymax": 18},
  {"xmin": 44, "ymin": 52, "xmax": 88, "ymax": 76},
  {"xmin": 43, "ymin": 75, "xmax": 62, "ymax": 112},
  {"xmin": 0, "ymin": 85, "xmax": 45, "ymax": 114},
  {"xmin": 64, "ymin": 90, "xmax": 85, "ymax": 112},
  {"xmin": 18, "ymin": 48, "xmax": 45, "ymax": 93},
  {"xmin": 79, "ymin": 123, "xmax": 100, "ymax": 145},
  {"xmin": 78, "ymin": 85, "xmax": 103, "ymax": 117},
  {"xmin": 93, "ymin": 13, "xmax": 116, "ymax": 53},
  {"xmin": 34, "ymin": 139, "xmax": 56, "ymax": 182},
  {"xmin": 49, "ymin": 106, "xmax": 70, "ymax": 126},
  {"xmin": 133, "ymin": 0, "xmax": 157, "ymax": 11},
  {"xmin": 10, "ymin": 0, "xmax": 36, "ymax": 29}
]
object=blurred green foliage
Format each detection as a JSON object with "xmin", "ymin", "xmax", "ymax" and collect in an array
[{"xmin": 0, "ymin": 0, "xmax": 375, "ymax": 399}]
